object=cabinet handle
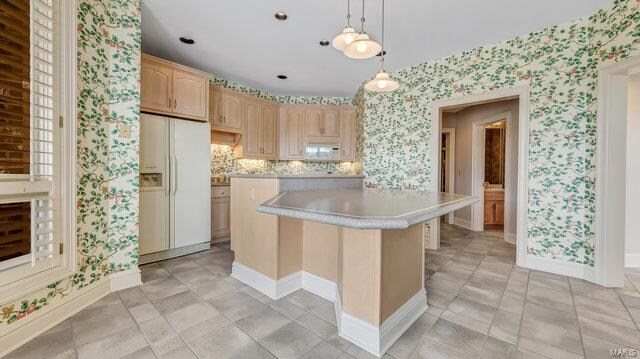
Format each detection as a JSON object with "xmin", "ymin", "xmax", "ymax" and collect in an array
[
  {"xmin": 174, "ymin": 99, "xmax": 177, "ymax": 108},
  {"xmin": 168, "ymin": 98, "xmax": 172, "ymax": 109}
]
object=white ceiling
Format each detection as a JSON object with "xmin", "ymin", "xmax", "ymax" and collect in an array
[{"xmin": 141, "ymin": 0, "xmax": 611, "ymax": 98}]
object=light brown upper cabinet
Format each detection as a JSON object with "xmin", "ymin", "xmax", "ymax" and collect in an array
[
  {"xmin": 340, "ymin": 109, "xmax": 357, "ymax": 161},
  {"xmin": 234, "ymin": 99, "xmax": 277, "ymax": 160},
  {"xmin": 141, "ymin": 54, "xmax": 210, "ymax": 122},
  {"xmin": 261, "ymin": 104, "xmax": 278, "ymax": 158},
  {"xmin": 279, "ymin": 107, "xmax": 304, "ymax": 160},
  {"xmin": 210, "ymin": 87, "xmax": 243, "ymax": 133},
  {"xmin": 303, "ymin": 107, "xmax": 341, "ymax": 142},
  {"xmin": 323, "ymin": 109, "xmax": 340, "ymax": 138}
]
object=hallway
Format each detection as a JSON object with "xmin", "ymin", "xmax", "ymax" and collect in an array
[{"xmin": 7, "ymin": 225, "xmax": 640, "ymax": 358}]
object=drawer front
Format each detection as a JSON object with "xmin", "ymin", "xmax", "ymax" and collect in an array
[
  {"xmin": 484, "ymin": 191, "xmax": 504, "ymax": 201},
  {"xmin": 212, "ymin": 186, "xmax": 230, "ymax": 198}
]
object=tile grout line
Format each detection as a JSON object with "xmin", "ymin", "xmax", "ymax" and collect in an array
[{"xmin": 567, "ymin": 277, "xmax": 588, "ymax": 359}]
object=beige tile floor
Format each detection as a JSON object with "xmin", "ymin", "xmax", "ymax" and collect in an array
[{"xmin": 8, "ymin": 223, "xmax": 640, "ymax": 359}]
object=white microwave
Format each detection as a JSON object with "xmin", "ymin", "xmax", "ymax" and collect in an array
[{"xmin": 304, "ymin": 143, "xmax": 341, "ymax": 162}]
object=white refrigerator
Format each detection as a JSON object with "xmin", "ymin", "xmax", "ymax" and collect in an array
[{"xmin": 139, "ymin": 114, "xmax": 211, "ymax": 260}]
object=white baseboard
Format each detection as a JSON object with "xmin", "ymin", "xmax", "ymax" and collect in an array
[
  {"xmin": 525, "ymin": 255, "xmax": 595, "ymax": 282},
  {"xmin": 302, "ymin": 271, "xmax": 337, "ymax": 302},
  {"xmin": 109, "ymin": 267, "xmax": 142, "ymax": 291},
  {"xmin": 0, "ymin": 279, "xmax": 111, "ymax": 358},
  {"xmin": 505, "ymin": 233, "xmax": 517, "ymax": 245},
  {"xmin": 453, "ymin": 217, "xmax": 472, "ymax": 230},
  {"xmin": 338, "ymin": 289, "xmax": 427, "ymax": 357},
  {"xmin": 625, "ymin": 253, "xmax": 640, "ymax": 268},
  {"xmin": 232, "ymin": 261, "xmax": 427, "ymax": 357}
]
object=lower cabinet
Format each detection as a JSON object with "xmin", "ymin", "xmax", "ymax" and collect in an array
[
  {"xmin": 211, "ymin": 186, "xmax": 231, "ymax": 242},
  {"xmin": 484, "ymin": 190, "xmax": 504, "ymax": 228}
]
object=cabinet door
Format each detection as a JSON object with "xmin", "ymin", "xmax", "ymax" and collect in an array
[
  {"xmin": 261, "ymin": 105, "xmax": 277, "ymax": 159},
  {"xmin": 172, "ymin": 70, "xmax": 208, "ymax": 120},
  {"xmin": 212, "ymin": 197, "xmax": 230, "ymax": 238},
  {"xmin": 221, "ymin": 93, "xmax": 243, "ymax": 130},
  {"xmin": 339, "ymin": 109, "xmax": 356, "ymax": 161},
  {"xmin": 484, "ymin": 200, "xmax": 494, "ymax": 224},
  {"xmin": 304, "ymin": 108, "xmax": 324, "ymax": 137},
  {"xmin": 209, "ymin": 91, "xmax": 223, "ymax": 126},
  {"xmin": 494, "ymin": 201, "xmax": 505, "ymax": 225},
  {"xmin": 141, "ymin": 63, "xmax": 172, "ymax": 113},
  {"xmin": 284, "ymin": 108, "xmax": 304, "ymax": 159},
  {"xmin": 323, "ymin": 109, "xmax": 340, "ymax": 138},
  {"xmin": 243, "ymin": 100, "xmax": 262, "ymax": 157}
]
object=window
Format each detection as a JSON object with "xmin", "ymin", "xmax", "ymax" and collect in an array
[{"xmin": 0, "ymin": 0, "xmax": 75, "ymax": 301}]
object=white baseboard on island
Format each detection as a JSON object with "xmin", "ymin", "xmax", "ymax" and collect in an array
[
  {"xmin": 337, "ymin": 289, "xmax": 428, "ymax": 358},
  {"xmin": 231, "ymin": 261, "xmax": 427, "ymax": 358}
]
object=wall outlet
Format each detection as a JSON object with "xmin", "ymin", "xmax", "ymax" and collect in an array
[{"xmin": 120, "ymin": 124, "xmax": 131, "ymax": 139}]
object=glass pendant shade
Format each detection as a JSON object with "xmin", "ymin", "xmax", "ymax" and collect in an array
[
  {"xmin": 343, "ymin": 33, "xmax": 382, "ymax": 59},
  {"xmin": 332, "ymin": 27, "xmax": 357, "ymax": 50},
  {"xmin": 365, "ymin": 70, "xmax": 399, "ymax": 92}
]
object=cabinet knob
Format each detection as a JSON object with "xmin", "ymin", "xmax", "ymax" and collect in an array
[
  {"xmin": 174, "ymin": 99, "xmax": 177, "ymax": 108},
  {"xmin": 168, "ymin": 98, "xmax": 172, "ymax": 109}
]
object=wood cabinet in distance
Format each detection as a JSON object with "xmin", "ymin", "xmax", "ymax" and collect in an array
[
  {"xmin": 303, "ymin": 107, "xmax": 340, "ymax": 142},
  {"xmin": 210, "ymin": 87, "xmax": 244, "ymax": 133},
  {"xmin": 484, "ymin": 190, "xmax": 504, "ymax": 228},
  {"xmin": 211, "ymin": 186, "xmax": 230, "ymax": 242},
  {"xmin": 339, "ymin": 109, "xmax": 357, "ymax": 161},
  {"xmin": 279, "ymin": 107, "xmax": 304, "ymax": 160},
  {"xmin": 141, "ymin": 54, "xmax": 210, "ymax": 122},
  {"xmin": 233, "ymin": 98, "xmax": 277, "ymax": 160}
]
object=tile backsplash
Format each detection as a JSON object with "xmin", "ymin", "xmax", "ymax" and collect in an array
[{"xmin": 210, "ymin": 145, "xmax": 362, "ymax": 176}]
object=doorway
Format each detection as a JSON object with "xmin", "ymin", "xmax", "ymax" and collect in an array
[
  {"xmin": 440, "ymin": 128, "xmax": 455, "ymax": 224},
  {"xmin": 595, "ymin": 56, "xmax": 640, "ymax": 287},
  {"xmin": 428, "ymin": 85, "xmax": 530, "ymax": 268}
]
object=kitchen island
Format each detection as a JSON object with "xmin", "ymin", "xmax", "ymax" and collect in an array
[{"xmin": 230, "ymin": 175, "xmax": 477, "ymax": 357}]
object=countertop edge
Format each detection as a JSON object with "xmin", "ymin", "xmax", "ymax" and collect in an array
[{"xmin": 256, "ymin": 195, "xmax": 480, "ymax": 230}]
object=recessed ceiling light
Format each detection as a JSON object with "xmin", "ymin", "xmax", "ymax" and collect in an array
[
  {"xmin": 179, "ymin": 37, "xmax": 195, "ymax": 45},
  {"xmin": 277, "ymin": 75, "xmax": 288, "ymax": 80},
  {"xmin": 275, "ymin": 12, "xmax": 287, "ymax": 20},
  {"xmin": 319, "ymin": 40, "xmax": 330, "ymax": 46}
]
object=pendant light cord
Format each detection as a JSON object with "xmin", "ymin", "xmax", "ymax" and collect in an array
[
  {"xmin": 346, "ymin": 0, "xmax": 351, "ymax": 27},
  {"xmin": 380, "ymin": 0, "xmax": 385, "ymax": 70},
  {"xmin": 360, "ymin": 0, "xmax": 366, "ymax": 33}
]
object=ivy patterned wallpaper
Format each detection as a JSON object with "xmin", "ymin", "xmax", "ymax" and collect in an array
[
  {"xmin": 361, "ymin": 0, "xmax": 640, "ymax": 266},
  {"xmin": 1, "ymin": 0, "xmax": 141, "ymax": 327},
  {"xmin": 210, "ymin": 78, "xmax": 362, "ymax": 176}
]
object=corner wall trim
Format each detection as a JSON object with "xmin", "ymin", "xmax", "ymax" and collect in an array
[
  {"xmin": 0, "ymin": 279, "xmax": 110, "ymax": 358},
  {"xmin": 453, "ymin": 217, "xmax": 472, "ymax": 230},
  {"xmin": 231, "ymin": 261, "xmax": 279, "ymax": 299},
  {"xmin": 302, "ymin": 271, "xmax": 337, "ymax": 302},
  {"xmin": 109, "ymin": 267, "xmax": 142, "ymax": 292},
  {"xmin": 525, "ymin": 255, "xmax": 595, "ymax": 282},
  {"xmin": 625, "ymin": 254, "xmax": 640, "ymax": 268}
]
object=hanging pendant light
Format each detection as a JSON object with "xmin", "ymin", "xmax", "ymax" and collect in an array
[
  {"xmin": 343, "ymin": 0, "xmax": 381, "ymax": 59},
  {"xmin": 332, "ymin": 0, "xmax": 357, "ymax": 50},
  {"xmin": 365, "ymin": 0, "xmax": 399, "ymax": 92}
]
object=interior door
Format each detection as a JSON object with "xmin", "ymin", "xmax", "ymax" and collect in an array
[
  {"xmin": 323, "ymin": 109, "xmax": 340, "ymax": 138},
  {"xmin": 172, "ymin": 69, "xmax": 208, "ymax": 120},
  {"xmin": 171, "ymin": 119, "xmax": 211, "ymax": 248},
  {"xmin": 243, "ymin": 99, "xmax": 262, "ymax": 157},
  {"xmin": 141, "ymin": 64, "xmax": 172, "ymax": 113},
  {"xmin": 261, "ymin": 104, "xmax": 277, "ymax": 158}
]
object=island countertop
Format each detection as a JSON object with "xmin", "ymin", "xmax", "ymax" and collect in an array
[{"xmin": 256, "ymin": 189, "xmax": 478, "ymax": 229}]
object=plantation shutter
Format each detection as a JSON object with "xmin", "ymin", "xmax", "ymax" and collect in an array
[{"xmin": 0, "ymin": 0, "xmax": 59, "ymax": 283}]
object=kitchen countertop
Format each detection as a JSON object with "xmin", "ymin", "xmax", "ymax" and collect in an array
[
  {"xmin": 257, "ymin": 189, "xmax": 478, "ymax": 229},
  {"xmin": 229, "ymin": 174, "xmax": 364, "ymax": 179},
  {"xmin": 211, "ymin": 182, "xmax": 230, "ymax": 187}
]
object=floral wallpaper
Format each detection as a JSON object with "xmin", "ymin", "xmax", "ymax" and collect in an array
[
  {"xmin": 210, "ymin": 78, "xmax": 362, "ymax": 176},
  {"xmin": 1, "ymin": 0, "xmax": 141, "ymax": 326},
  {"xmin": 210, "ymin": 145, "xmax": 360, "ymax": 177},
  {"xmin": 361, "ymin": 0, "xmax": 640, "ymax": 266}
]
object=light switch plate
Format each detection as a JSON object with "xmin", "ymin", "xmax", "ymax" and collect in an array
[{"xmin": 120, "ymin": 124, "xmax": 131, "ymax": 139}]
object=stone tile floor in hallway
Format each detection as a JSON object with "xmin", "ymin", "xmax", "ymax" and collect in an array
[{"xmin": 8, "ymin": 223, "xmax": 640, "ymax": 359}]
